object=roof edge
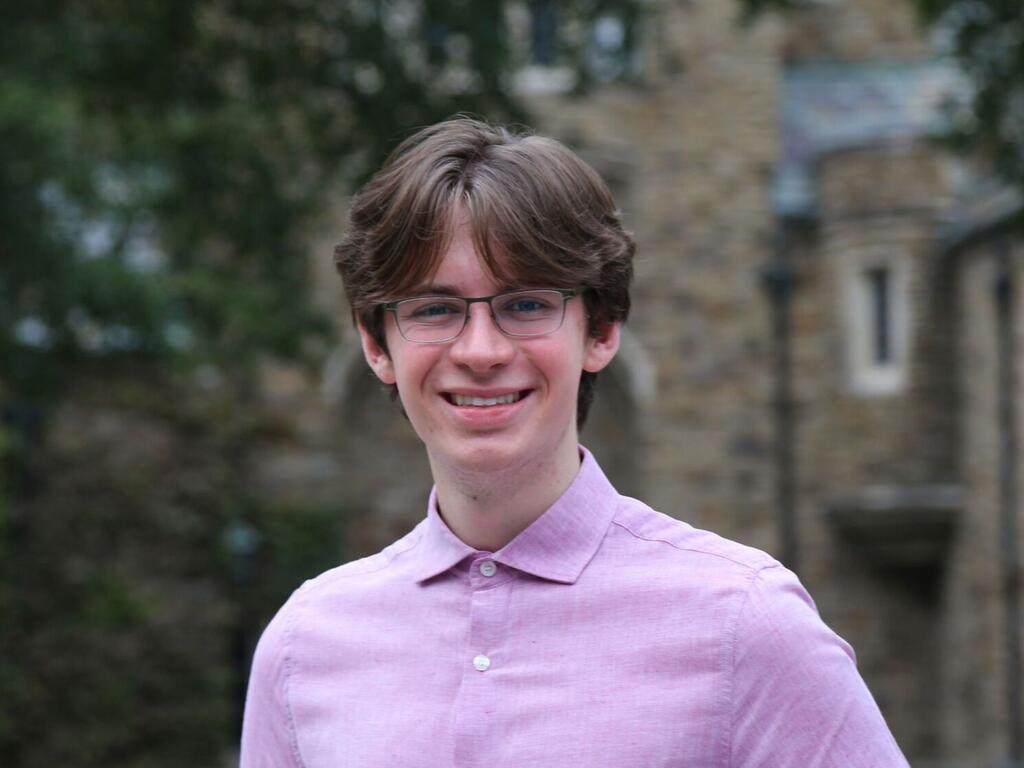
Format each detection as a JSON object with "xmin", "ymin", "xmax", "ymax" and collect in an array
[{"xmin": 939, "ymin": 183, "xmax": 1023, "ymax": 257}]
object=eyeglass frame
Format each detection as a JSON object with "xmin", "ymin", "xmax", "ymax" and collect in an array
[{"xmin": 381, "ymin": 287, "xmax": 582, "ymax": 344}]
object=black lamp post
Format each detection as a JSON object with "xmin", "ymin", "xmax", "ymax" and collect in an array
[
  {"xmin": 994, "ymin": 239, "xmax": 1022, "ymax": 768},
  {"xmin": 224, "ymin": 519, "xmax": 261, "ymax": 740},
  {"xmin": 761, "ymin": 225, "xmax": 799, "ymax": 574}
]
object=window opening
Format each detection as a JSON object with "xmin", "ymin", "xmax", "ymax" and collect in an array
[{"xmin": 866, "ymin": 266, "xmax": 892, "ymax": 365}]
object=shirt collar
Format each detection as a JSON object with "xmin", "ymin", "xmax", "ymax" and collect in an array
[{"xmin": 411, "ymin": 447, "xmax": 620, "ymax": 585}]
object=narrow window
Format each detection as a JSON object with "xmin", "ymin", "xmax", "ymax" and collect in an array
[
  {"xmin": 841, "ymin": 255, "xmax": 909, "ymax": 396},
  {"xmin": 866, "ymin": 266, "xmax": 891, "ymax": 365}
]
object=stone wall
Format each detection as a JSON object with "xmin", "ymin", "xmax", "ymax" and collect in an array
[
  {"xmin": 944, "ymin": 238, "xmax": 1024, "ymax": 762},
  {"xmin": 780, "ymin": 0, "xmax": 927, "ymax": 63}
]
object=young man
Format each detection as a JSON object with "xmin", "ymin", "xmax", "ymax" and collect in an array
[{"xmin": 240, "ymin": 118, "xmax": 908, "ymax": 767}]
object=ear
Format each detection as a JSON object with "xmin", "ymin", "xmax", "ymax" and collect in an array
[
  {"xmin": 357, "ymin": 322, "xmax": 397, "ymax": 385},
  {"xmin": 583, "ymin": 321, "xmax": 621, "ymax": 374}
]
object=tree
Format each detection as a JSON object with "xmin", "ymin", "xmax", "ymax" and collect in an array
[
  {"xmin": 914, "ymin": 0, "xmax": 1024, "ymax": 191},
  {"xmin": 0, "ymin": 0, "xmax": 526, "ymax": 409}
]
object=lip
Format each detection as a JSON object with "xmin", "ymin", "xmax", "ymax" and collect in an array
[
  {"xmin": 440, "ymin": 388, "xmax": 533, "ymax": 428},
  {"xmin": 441, "ymin": 388, "xmax": 532, "ymax": 403},
  {"xmin": 442, "ymin": 387, "xmax": 531, "ymax": 398}
]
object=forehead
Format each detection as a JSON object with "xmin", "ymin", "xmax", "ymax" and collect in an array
[
  {"xmin": 407, "ymin": 219, "xmax": 538, "ymax": 295},
  {"xmin": 380, "ymin": 192, "xmax": 585, "ymax": 304}
]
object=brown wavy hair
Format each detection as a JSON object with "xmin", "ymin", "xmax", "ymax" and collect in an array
[{"xmin": 333, "ymin": 116, "xmax": 634, "ymax": 428}]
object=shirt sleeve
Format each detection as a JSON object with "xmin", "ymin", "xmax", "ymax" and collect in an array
[
  {"xmin": 729, "ymin": 564, "xmax": 909, "ymax": 768},
  {"xmin": 239, "ymin": 602, "xmax": 305, "ymax": 768}
]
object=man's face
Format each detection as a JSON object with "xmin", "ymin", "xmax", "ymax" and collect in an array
[{"xmin": 358, "ymin": 221, "xmax": 619, "ymax": 478}]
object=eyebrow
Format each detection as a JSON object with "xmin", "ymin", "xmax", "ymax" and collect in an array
[
  {"xmin": 412, "ymin": 284, "xmax": 461, "ymax": 297},
  {"xmin": 411, "ymin": 281, "xmax": 524, "ymax": 297}
]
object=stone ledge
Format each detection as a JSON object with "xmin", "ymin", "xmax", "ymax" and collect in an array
[{"xmin": 824, "ymin": 484, "xmax": 963, "ymax": 567}]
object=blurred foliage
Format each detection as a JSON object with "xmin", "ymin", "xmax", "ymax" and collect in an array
[
  {"xmin": 241, "ymin": 500, "xmax": 350, "ymax": 620},
  {"xmin": 744, "ymin": 0, "xmax": 1024, "ymax": 210},
  {"xmin": 1, "ymin": 0, "xmax": 643, "ymax": 414},
  {"xmin": 0, "ymin": 1, "xmax": 640, "ymax": 765},
  {"xmin": 913, "ymin": 0, "xmax": 1024, "ymax": 192},
  {"xmin": 1, "ymin": 379, "xmax": 236, "ymax": 766},
  {"xmin": 0, "ymin": 0, "xmax": 526, "ymax": 407},
  {"xmin": 0, "ymin": 374, "xmax": 347, "ymax": 766}
]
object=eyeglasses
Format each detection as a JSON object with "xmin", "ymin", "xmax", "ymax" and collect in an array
[{"xmin": 382, "ymin": 288, "xmax": 580, "ymax": 344}]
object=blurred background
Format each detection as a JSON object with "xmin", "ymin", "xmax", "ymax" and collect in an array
[{"xmin": 1, "ymin": 1, "xmax": 1022, "ymax": 766}]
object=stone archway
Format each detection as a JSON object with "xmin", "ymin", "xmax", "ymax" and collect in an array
[{"xmin": 579, "ymin": 326, "xmax": 654, "ymax": 499}]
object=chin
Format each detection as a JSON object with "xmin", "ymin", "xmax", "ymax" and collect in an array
[
  {"xmin": 433, "ymin": 426, "xmax": 577, "ymax": 478},
  {"xmin": 439, "ymin": 439, "xmax": 526, "ymax": 474}
]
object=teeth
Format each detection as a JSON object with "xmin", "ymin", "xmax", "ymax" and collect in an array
[{"xmin": 452, "ymin": 392, "xmax": 522, "ymax": 407}]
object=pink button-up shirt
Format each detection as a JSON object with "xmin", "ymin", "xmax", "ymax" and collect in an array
[{"xmin": 241, "ymin": 448, "xmax": 908, "ymax": 767}]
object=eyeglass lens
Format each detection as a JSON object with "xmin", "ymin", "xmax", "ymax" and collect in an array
[{"xmin": 394, "ymin": 290, "xmax": 568, "ymax": 342}]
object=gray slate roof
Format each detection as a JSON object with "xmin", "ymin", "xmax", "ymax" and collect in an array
[{"xmin": 775, "ymin": 60, "xmax": 964, "ymax": 217}]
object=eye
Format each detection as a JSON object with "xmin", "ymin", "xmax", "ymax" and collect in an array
[
  {"xmin": 499, "ymin": 293, "xmax": 555, "ymax": 315},
  {"xmin": 414, "ymin": 303, "xmax": 459, "ymax": 317},
  {"xmin": 508, "ymin": 298, "xmax": 546, "ymax": 312},
  {"xmin": 400, "ymin": 298, "xmax": 464, "ymax": 324}
]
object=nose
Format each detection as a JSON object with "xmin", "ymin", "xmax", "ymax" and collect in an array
[{"xmin": 448, "ymin": 302, "xmax": 515, "ymax": 372}]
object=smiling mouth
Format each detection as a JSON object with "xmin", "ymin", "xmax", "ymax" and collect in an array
[{"xmin": 445, "ymin": 390, "xmax": 530, "ymax": 407}]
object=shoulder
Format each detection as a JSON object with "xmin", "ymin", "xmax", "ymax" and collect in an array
[
  {"xmin": 267, "ymin": 519, "xmax": 429, "ymax": 631},
  {"xmin": 725, "ymin": 554, "xmax": 907, "ymax": 766},
  {"xmin": 588, "ymin": 496, "xmax": 792, "ymax": 639},
  {"xmin": 608, "ymin": 496, "xmax": 779, "ymax": 578},
  {"xmin": 239, "ymin": 525, "xmax": 431, "ymax": 768},
  {"xmin": 606, "ymin": 501, "xmax": 824, "ymax": 653},
  {"xmin": 309, "ymin": 521, "xmax": 425, "ymax": 584},
  {"xmin": 603, "ymin": 503, "xmax": 841, "ymax": 684}
]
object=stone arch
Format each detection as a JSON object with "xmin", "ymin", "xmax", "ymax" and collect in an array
[
  {"xmin": 579, "ymin": 326, "xmax": 654, "ymax": 498},
  {"xmin": 322, "ymin": 343, "xmax": 433, "ymax": 551}
]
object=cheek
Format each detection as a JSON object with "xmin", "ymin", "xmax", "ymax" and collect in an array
[
  {"xmin": 535, "ymin": 345, "xmax": 586, "ymax": 399},
  {"xmin": 390, "ymin": 348, "xmax": 439, "ymax": 402}
]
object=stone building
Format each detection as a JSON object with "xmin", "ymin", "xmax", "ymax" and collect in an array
[{"xmin": 256, "ymin": 0, "xmax": 1023, "ymax": 764}]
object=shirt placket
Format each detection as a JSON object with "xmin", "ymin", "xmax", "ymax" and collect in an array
[{"xmin": 453, "ymin": 555, "xmax": 513, "ymax": 768}]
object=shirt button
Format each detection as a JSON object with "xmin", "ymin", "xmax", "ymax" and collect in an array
[
  {"xmin": 473, "ymin": 654, "xmax": 491, "ymax": 672},
  {"xmin": 478, "ymin": 560, "xmax": 497, "ymax": 577}
]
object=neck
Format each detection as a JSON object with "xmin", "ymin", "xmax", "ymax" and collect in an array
[{"xmin": 430, "ymin": 443, "xmax": 582, "ymax": 552}]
